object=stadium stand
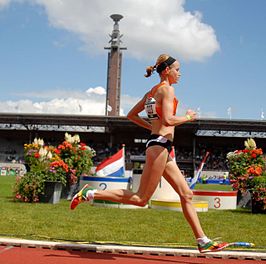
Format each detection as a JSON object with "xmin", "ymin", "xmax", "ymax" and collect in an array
[{"xmin": 0, "ymin": 113, "xmax": 265, "ymax": 177}]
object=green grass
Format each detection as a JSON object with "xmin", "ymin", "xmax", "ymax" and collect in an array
[
  {"xmin": 0, "ymin": 176, "xmax": 265, "ymax": 250},
  {"xmin": 195, "ymin": 183, "xmax": 233, "ymax": 191}
]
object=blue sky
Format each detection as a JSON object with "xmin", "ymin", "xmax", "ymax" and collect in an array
[{"xmin": 0, "ymin": 0, "xmax": 265, "ymax": 120}]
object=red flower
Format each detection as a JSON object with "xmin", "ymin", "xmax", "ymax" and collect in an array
[
  {"xmin": 54, "ymin": 148, "xmax": 61, "ymax": 154},
  {"xmin": 34, "ymin": 153, "xmax": 40, "ymax": 158},
  {"xmin": 15, "ymin": 194, "xmax": 22, "ymax": 200},
  {"xmin": 251, "ymin": 153, "xmax": 257, "ymax": 158},
  {"xmin": 58, "ymin": 144, "xmax": 65, "ymax": 150}
]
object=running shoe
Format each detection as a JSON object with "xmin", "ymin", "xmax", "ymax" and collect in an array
[
  {"xmin": 198, "ymin": 241, "xmax": 229, "ymax": 253},
  {"xmin": 70, "ymin": 184, "xmax": 96, "ymax": 210}
]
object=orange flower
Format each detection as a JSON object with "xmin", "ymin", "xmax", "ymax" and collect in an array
[
  {"xmin": 247, "ymin": 166, "xmax": 263, "ymax": 176},
  {"xmin": 62, "ymin": 141, "xmax": 73, "ymax": 149},
  {"xmin": 255, "ymin": 166, "xmax": 263, "ymax": 175},
  {"xmin": 255, "ymin": 148, "xmax": 263, "ymax": 155},
  {"xmin": 50, "ymin": 160, "xmax": 69, "ymax": 172}
]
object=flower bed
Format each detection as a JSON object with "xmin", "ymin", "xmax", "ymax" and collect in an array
[
  {"xmin": 14, "ymin": 133, "xmax": 95, "ymax": 203},
  {"xmin": 227, "ymin": 138, "xmax": 266, "ymax": 213}
]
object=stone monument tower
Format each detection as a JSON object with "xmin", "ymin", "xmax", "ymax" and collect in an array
[{"xmin": 104, "ymin": 14, "xmax": 127, "ymax": 116}]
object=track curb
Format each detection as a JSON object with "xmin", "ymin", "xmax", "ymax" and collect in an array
[{"xmin": 0, "ymin": 237, "xmax": 265, "ymax": 261}]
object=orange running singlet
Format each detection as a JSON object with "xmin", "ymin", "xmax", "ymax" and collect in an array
[{"xmin": 144, "ymin": 83, "xmax": 178, "ymax": 120}]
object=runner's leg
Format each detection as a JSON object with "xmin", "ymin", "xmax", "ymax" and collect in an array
[
  {"xmin": 162, "ymin": 158, "xmax": 205, "ymax": 238},
  {"xmin": 93, "ymin": 146, "xmax": 169, "ymax": 206}
]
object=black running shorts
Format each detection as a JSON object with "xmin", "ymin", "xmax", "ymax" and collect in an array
[{"xmin": 146, "ymin": 134, "xmax": 172, "ymax": 153}]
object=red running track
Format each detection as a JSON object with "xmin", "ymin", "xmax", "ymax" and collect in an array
[{"xmin": 0, "ymin": 246, "xmax": 263, "ymax": 264}]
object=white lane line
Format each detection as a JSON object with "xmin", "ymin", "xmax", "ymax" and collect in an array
[{"xmin": 0, "ymin": 246, "xmax": 14, "ymax": 254}]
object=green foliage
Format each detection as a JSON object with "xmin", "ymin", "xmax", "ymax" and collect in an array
[
  {"xmin": 13, "ymin": 172, "xmax": 45, "ymax": 202},
  {"xmin": 250, "ymin": 173, "xmax": 266, "ymax": 210}
]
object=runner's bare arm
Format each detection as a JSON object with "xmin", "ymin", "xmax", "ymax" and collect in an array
[
  {"xmin": 161, "ymin": 86, "xmax": 196, "ymax": 126},
  {"xmin": 127, "ymin": 94, "xmax": 152, "ymax": 131}
]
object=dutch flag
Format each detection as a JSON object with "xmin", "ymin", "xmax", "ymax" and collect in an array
[
  {"xmin": 95, "ymin": 146, "xmax": 125, "ymax": 177},
  {"xmin": 190, "ymin": 151, "xmax": 210, "ymax": 189}
]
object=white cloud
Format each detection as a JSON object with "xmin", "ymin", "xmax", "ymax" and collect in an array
[
  {"xmin": 0, "ymin": 97, "xmax": 105, "ymax": 115},
  {"xmin": 0, "ymin": 87, "xmax": 141, "ymax": 116},
  {"xmin": 86, "ymin": 86, "xmax": 106, "ymax": 96},
  {"xmin": 0, "ymin": 88, "xmax": 216, "ymax": 118},
  {"xmin": 15, "ymin": 0, "xmax": 220, "ymax": 62},
  {"xmin": 0, "ymin": 0, "xmax": 10, "ymax": 8}
]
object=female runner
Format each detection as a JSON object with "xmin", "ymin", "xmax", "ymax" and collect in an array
[{"xmin": 70, "ymin": 54, "xmax": 228, "ymax": 253}]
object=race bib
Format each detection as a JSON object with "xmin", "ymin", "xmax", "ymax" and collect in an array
[{"xmin": 144, "ymin": 97, "xmax": 159, "ymax": 120}]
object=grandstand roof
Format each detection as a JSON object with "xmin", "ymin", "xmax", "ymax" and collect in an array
[{"xmin": 0, "ymin": 113, "xmax": 265, "ymax": 132}]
